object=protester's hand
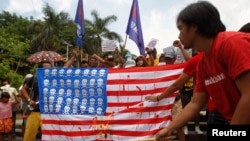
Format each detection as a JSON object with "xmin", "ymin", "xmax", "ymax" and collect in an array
[
  {"xmin": 155, "ymin": 127, "xmax": 172, "ymax": 141},
  {"xmin": 29, "ymin": 100, "xmax": 37, "ymax": 108},
  {"xmin": 70, "ymin": 48, "xmax": 79, "ymax": 58},
  {"xmin": 115, "ymin": 47, "xmax": 119, "ymax": 53},
  {"xmin": 92, "ymin": 54, "xmax": 98, "ymax": 58},
  {"xmin": 145, "ymin": 47, "xmax": 152, "ymax": 54},
  {"xmin": 173, "ymin": 40, "xmax": 183, "ymax": 48},
  {"xmin": 145, "ymin": 95, "xmax": 159, "ymax": 102}
]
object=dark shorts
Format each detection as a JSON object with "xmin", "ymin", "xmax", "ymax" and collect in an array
[{"xmin": 207, "ymin": 110, "xmax": 229, "ymax": 125}]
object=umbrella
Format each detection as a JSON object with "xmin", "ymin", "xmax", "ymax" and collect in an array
[{"xmin": 27, "ymin": 51, "xmax": 64, "ymax": 63}]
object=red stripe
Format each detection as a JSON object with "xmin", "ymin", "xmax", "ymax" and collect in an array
[{"xmin": 41, "ymin": 64, "xmax": 185, "ymax": 140}]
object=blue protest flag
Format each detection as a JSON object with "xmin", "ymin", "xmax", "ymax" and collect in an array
[
  {"xmin": 126, "ymin": 0, "xmax": 145, "ymax": 55},
  {"xmin": 74, "ymin": 0, "xmax": 85, "ymax": 48}
]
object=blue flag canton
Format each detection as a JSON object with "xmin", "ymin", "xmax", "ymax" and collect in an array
[{"xmin": 37, "ymin": 68, "xmax": 108, "ymax": 116}]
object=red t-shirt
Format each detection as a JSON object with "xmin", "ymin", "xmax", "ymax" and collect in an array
[
  {"xmin": 195, "ymin": 31, "xmax": 250, "ymax": 122},
  {"xmin": 183, "ymin": 53, "xmax": 202, "ymax": 76},
  {"xmin": 183, "ymin": 53, "xmax": 216, "ymax": 111}
]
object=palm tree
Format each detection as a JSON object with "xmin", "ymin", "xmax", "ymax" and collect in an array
[
  {"xmin": 29, "ymin": 3, "xmax": 74, "ymax": 53},
  {"xmin": 84, "ymin": 10, "xmax": 123, "ymax": 56}
]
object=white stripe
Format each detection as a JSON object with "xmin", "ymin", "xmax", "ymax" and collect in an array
[
  {"xmin": 108, "ymin": 68, "xmax": 183, "ymax": 80},
  {"xmin": 106, "ymin": 96, "xmax": 175, "ymax": 106},
  {"xmin": 106, "ymin": 79, "xmax": 177, "ymax": 91}
]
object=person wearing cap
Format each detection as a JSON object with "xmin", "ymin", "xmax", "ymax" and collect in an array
[
  {"xmin": 92, "ymin": 53, "xmax": 115, "ymax": 68},
  {"xmin": 163, "ymin": 45, "xmax": 177, "ymax": 64},
  {"xmin": 92, "ymin": 47, "xmax": 124, "ymax": 68},
  {"xmin": 124, "ymin": 53, "xmax": 136, "ymax": 68}
]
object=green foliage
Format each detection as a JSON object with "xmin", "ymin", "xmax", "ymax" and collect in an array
[
  {"xmin": 0, "ymin": 3, "xmax": 128, "ymax": 89},
  {"xmin": 0, "ymin": 61, "xmax": 23, "ymax": 89}
]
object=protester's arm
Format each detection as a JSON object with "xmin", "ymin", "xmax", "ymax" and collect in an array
[
  {"xmin": 115, "ymin": 47, "xmax": 124, "ymax": 67},
  {"xmin": 20, "ymin": 84, "xmax": 36, "ymax": 108},
  {"xmin": 155, "ymin": 91, "xmax": 208, "ymax": 141},
  {"xmin": 231, "ymin": 70, "xmax": 250, "ymax": 124},
  {"xmin": 92, "ymin": 54, "xmax": 105, "ymax": 64},
  {"xmin": 13, "ymin": 91, "xmax": 20, "ymax": 105},
  {"xmin": 173, "ymin": 40, "xmax": 191, "ymax": 61},
  {"xmin": 63, "ymin": 48, "xmax": 78, "ymax": 68},
  {"xmin": 145, "ymin": 48, "xmax": 155, "ymax": 66},
  {"xmin": 145, "ymin": 73, "xmax": 192, "ymax": 102}
]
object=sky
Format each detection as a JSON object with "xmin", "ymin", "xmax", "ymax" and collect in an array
[{"xmin": 1, "ymin": 0, "xmax": 250, "ymax": 56}]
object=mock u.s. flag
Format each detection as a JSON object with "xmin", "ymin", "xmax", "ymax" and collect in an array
[{"xmin": 36, "ymin": 64, "xmax": 184, "ymax": 141}]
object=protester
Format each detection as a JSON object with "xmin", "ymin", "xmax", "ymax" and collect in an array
[
  {"xmin": 135, "ymin": 55, "xmax": 149, "ymax": 67},
  {"xmin": 21, "ymin": 61, "xmax": 52, "ymax": 141},
  {"xmin": 0, "ymin": 91, "xmax": 19, "ymax": 141},
  {"xmin": 0, "ymin": 78, "xmax": 19, "ymax": 139},
  {"xmin": 238, "ymin": 22, "xmax": 250, "ymax": 32},
  {"xmin": 123, "ymin": 53, "xmax": 136, "ymax": 68},
  {"xmin": 80, "ymin": 59, "xmax": 89, "ymax": 68},
  {"xmin": 145, "ymin": 47, "xmax": 158, "ymax": 66},
  {"xmin": 88, "ymin": 56, "xmax": 98, "ymax": 68},
  {"xmin": 18, "ymin": 74, "xmax": 33, "ymax": 138},
  {"xmin": 155, "ymin": 1, "xmax": 250, "ymax": 140},
  {"xmin": 63, "ymin": 48, "xmax": 79, "ymax": 68},
  {"xmin": 147, "ymin": 44, "xmax": 186, "ymax": 141},
  {"xmin": 92, "ymin": 47, "xmax": 124, "ymax": 68}
]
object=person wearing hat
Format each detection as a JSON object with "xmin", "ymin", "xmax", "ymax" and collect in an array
[
  {"xmin": 124, "ymin": 53, "xmax": 136, "ymax": 68},
  {"xmin": 163, "ymin": 45, "xmax": 177, "ymax": 64}
]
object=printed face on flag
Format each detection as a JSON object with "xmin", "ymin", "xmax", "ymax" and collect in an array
[{"xmin": 36, "ymin": 64, "xmax": 185, "ymax": 141}]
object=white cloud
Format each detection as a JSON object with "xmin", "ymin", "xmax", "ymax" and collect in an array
[{"xmin": 5, "ymin": 0, "xmax": 42, "ymax": 18}]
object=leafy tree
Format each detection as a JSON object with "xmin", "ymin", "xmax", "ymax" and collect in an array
[
  {"xmin": 84, "ymin": 10, "xmax": 123, "ymax": 56},
  {"xmin": 29, "ymin": 3, "xmax": 75, "ymax": 53}
]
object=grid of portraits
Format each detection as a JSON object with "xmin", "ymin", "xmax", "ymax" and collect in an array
[{"xmin": 37, "ymin": 68, "xmax": 108, "ymax": 116}]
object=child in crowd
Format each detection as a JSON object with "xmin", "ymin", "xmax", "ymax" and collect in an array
[{"xmin": 0, "ymin": 91, "xmax": 19, "ymax": 141}]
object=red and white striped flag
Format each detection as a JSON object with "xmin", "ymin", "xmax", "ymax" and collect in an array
[{"xmin": 41, "ymin": 64, "xmax": 184, "ymax": 141}]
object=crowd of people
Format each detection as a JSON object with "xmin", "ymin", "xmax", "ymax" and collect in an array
[{"xmin": 0, "ymin": 1, "xmax": 250, "ymax": 141}]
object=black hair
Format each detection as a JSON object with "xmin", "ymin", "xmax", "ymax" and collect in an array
[
  {"xmin": 1, "ymin": 78, "xmax": 10, "ymax": 85},
  {"xmin": 1, "ymin": 91, "xmax": 10, "ymax": 99},
  {"xmin": 80, "ymin": 60, "xmax": 89, "ymax": 65},
  {"xmin": 38, "ymin": 61, "xmax": 51, "ymax": 68},
  {"xmin": 239, "ymin": 22, "xmax": 250, "ymax": 33},
  {"xmin": 177, "ymin": 1, "xmax": 226, "ymax": 38}
]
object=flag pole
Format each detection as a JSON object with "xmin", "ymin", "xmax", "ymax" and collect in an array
[
  {"xmin": 74, "ymin": 0, "xmax": 85, "ymax": 67},
  {"xmin": 124, "ymin": 35, "xmax": 128, "ymax": 48}
]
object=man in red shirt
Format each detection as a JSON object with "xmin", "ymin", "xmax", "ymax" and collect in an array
[{"xmin": 155, "ymin": 1, "xmax": 250, "ymax": 141}]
